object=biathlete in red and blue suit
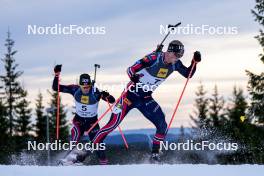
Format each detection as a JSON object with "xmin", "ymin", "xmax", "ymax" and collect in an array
[
  {"xmin": 52, "ymin": 65, "xmax": 115, "ymax": 165},
  {"xmin": 92, "ymin": 40, "xmax": 202, "ymax": 161}
]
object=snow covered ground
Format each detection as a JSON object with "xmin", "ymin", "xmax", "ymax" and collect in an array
[{"xmin": 1, "ymin": 164, "xmax": 263, "ymax": 176}]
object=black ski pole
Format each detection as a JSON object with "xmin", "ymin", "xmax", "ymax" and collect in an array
[
  {"xmin": 156, "ymin": 22, "xmax": 181, "ymax": 52},
  {"xmin": 93, "ymin": 64, "xmax": 101, "ymax": 85}
]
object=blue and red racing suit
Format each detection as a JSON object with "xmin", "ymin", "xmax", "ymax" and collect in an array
[
  {"xmin": 52, "ymin": 75, "xmax": 115, "ymax": 163},
  {"xmin": 92, "ymin": 52, "xmax": 196, "ymax": 153}
]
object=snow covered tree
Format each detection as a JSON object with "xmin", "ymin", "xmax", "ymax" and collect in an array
[
  {"xmin": 190, "ymin": 82, "xmax": 209, "ymax": 129},
  {"xmin": 208, "ymin": 85, "xmax": 225, "ymax": 127},
  {"xmin": 35, "ymin": 92, "xmax": 47, "ymax": 141},
  {"xmin": 246, "ymin": 0, "xmax": 264, "ymax": 124},
  {"xmin": 47, "ymin": 90, "xmax": 69, "ymax": 142},
  {"xmin": 14, "ymin": 88, "xmax": 32, "ymax": 136},
  {"xmin": 0, "ymin": 30, "xmax": 23, "ymax": 136}
]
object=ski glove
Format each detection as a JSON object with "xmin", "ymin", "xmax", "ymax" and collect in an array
[
  {"xmin": 156, "ymin": 44, "xmax": 164, "ymax": 52},
  {"xmin": 130, "ymin": 74, "xmax": 141, "ymax": 83},
  {"xmin": 54, "ymin": 64, "xmax": 62, "ymax": 73},
  {"xmin": 101, "ymin": 91, "xmax": 115, "ymax": 103},
  {"xmin": 101, "ymin": 91, "xmax": 110, "ymax": 98},
  {"xmin": 193, "ymin": 51, "xmax": 201, "ymax": 62}
]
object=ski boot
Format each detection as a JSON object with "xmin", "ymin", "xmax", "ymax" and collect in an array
[
  {"xmin": 58, "ymin": 149, "xmax": 89, "ymax": 166},
  {"xmin": 150, "ymin": 150, "xmax": 163, "ymax": 164}
]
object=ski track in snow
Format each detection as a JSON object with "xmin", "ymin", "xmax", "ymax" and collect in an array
[{"xmin": 0, "ymin": 164, "xmax": 263, "ymax": 176}]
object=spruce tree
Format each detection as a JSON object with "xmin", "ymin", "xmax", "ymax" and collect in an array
[
  {"xmin": 226, "ymin": 86, "xmax": 247, "ymax": 125},
  {"xmin": 0, "ymin": 99, "xmax": 8, "ymax": 137},
  {"xmin": 190, "ymin": 82, "xmax": 209, "ymax": 129},
  {"xmin": 14, "ymin": 88, "xmax": 32, "ymax": 137},
  {"xmin": 208, "ymin": 85, "xmax": 225, "ymax": 128},
  {"xmin": 35, "ymin": 92, "xmax": 47, "ymax": 141},
  {"xmin": 0, "ymin": 83, "xmax": 8, "ymax": 136},
  {"xmin": 246, "ymin": 0, "xmax": 264, "ymax": 124},
  {"xmin": 0, "ymin": 30, "xmax": 23, "ymax": 136}
]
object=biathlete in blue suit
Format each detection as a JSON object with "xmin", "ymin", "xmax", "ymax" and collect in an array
[
  {"xmin": 52, "ymin": 65, "xmax": 115, "ymax": 165},
  {"xmin": 92, "ymin": 40, "xmax": 202, "ymax": 161}
]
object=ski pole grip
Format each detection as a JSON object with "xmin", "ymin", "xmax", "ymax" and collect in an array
[{"xmin": 168, "ymin": 22, "xmax": 181, "ymax": 29}]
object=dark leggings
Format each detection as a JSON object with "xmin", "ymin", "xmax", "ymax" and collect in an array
[
  {"xmin": 71, "ymin": 115, "xmax": 106, "ymax": 160},
  {"xmin": 92, "ymin": 90, "xmax": 167, "ymax": 153}
]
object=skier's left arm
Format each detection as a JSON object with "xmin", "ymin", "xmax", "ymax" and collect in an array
[
  {"xmin": 101, "ymin": 91, "xmax": 115, "ymax": 103},
  {"xmin": 127, "ymin": 52, "xmax": 159, "ymax": 83},
  {"xmin": 174, "ymin": 51, "xmax": 201, "ymax": 78},
  {"xmin": 94, "ymin": 88, "xmax": 115, "ymax": 103}
]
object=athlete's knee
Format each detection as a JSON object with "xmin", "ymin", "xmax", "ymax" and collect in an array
[
  {"xmin": 89, "ymin": 126, "xmax": 100, "ymax": 141},
  {"xmin": 156, "ymin": 120, "xmax": 167, "ymax": 135},
  {"xmin": 71, "ymin": 126, "xmax": 80, "ymax": 141}
]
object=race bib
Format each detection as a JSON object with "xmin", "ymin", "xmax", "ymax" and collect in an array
[
  {"xmin": 75, "ymin": 101, "xmax": 98, "ymax": 118},
  {"xmin": 138, "ymin": 69, "xmax": 165, "ymax": 91}
]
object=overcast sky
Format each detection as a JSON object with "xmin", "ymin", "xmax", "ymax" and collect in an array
[{"xmin": 0, "ymin": 0, "xmax": 263, "ymax": 129}]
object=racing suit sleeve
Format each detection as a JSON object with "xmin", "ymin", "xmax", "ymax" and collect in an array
[
  {"xmin": 174, "ymin": 59, "xmax": 197, "ymax": 78},
  {"xmin": 127, "ymin": 52, "xmax": 160, "ymax": 78},
  {"xmin": 52, "ymin": 75, "xmax": 78, "ymax": 95}
]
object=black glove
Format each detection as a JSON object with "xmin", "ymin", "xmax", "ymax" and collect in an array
[
  {"xmin": 101, "ymin": 91, "xmax": 110, "ymax": 98},
  {"xmin": 156, "ymin": 44, "xmax": 164, "ymax": 52},
  {"xmin": 193, "ymin": 51, "xmax": 201, "ymax": 62},
  {"xmin": 101, "ymin": 91, "xmax": 115, "ymax": 103},
  {"xmin": 54, "ymin": 64, "xmax": 62, "ymax": 73},
  {"xmin": 130, "ymin": 74, "xmax": 141, "ymax": 83}
]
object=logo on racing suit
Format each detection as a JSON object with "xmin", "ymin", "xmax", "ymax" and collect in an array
[
  {"xmin": 113, "ymin": 103, "xmax": 122, "ymax": 114},
  {"xmin": 143, "ymin": 56, "xmax": 149, "ymax": 62},
  {"xmin": 81, "ymin": 95, "xmax": 89, "ymax": 104},
  {"xmin": 157, "ymin": 68, "xmax": 168, "ymax": 78},
  {"xmin": 124, "ymin": 98, "xmax": 132, "ymax": 106}
]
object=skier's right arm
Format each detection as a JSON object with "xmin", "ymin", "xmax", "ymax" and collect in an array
[
  {"xmin": 127, "ymin": 52, "xmax": 158, "ymax": 83},
  {"xmin": 52, "ymin": 65, "xmax": 78, "ymax": 95}
]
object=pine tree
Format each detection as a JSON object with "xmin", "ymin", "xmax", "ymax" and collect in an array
[
  {"xmin": 47, "ymin": 90, "xmax": 69, "ymax": 142},
  {"xmin": 246, "ymin": 0, "xmax": 264, "ymax": 124},
  {"xmin": 0, "ymin": 83, "xmax": 8, "ymax": 136},
  {"xmin": 208, "ymin": 85, "xmax": 225, "ymax": 127},
  {"xmin": 14, "ymin": 88, "xmax": 32, "ymax": 136},
  {"xmin": 0, "ymin": 97, "xmax": 9, "ymax": 163},
  {"xmin": 190, "ymin": 82, "xmax": 209, "ymax": 129},
  {"xmin": 226, "ymin": 86, "xmax": 247, "ymax": 125},
  {"xmin": 35, "ymin": 92, "xmax": 47, "ymax": 141},
  {"xmin": 0, "ymin": 99, "xmax": 8, "ymax": 137},
  {"xmin": 0, "ymin": 30, "xmax": 23, "ymax": 136}
]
